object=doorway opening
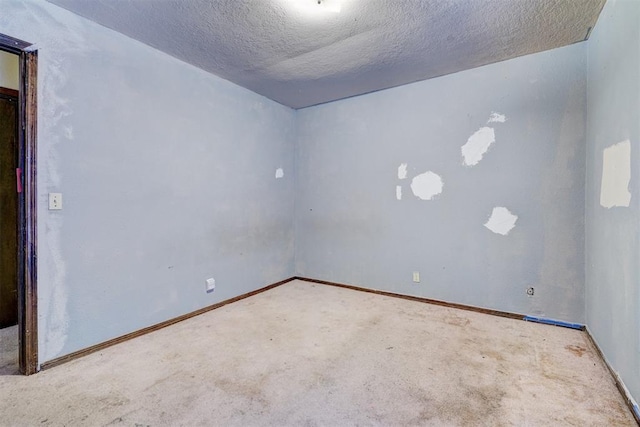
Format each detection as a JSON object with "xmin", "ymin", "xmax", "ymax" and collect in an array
[
  {"xmin": 0, "ymin": 33, "xmax": 38, "ymax": 375},
  {"xmin": 0, "ymin": 54, "xmax": 19, "ymax": 373}
]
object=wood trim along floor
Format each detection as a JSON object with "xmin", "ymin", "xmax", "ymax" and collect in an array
[
  {"xmin": 585, "ymin": 327, "xmax": 640, "ymax": 425},
  {"xmin": 38, "ymin": 275, "xmax": 639, "ymax": 424},
  {"xmin": 296, "ymin": 277, "xmax": 586, "ymax": 330},
  {"xmin": 42, "ymin": 275, "xmax": 583, "ymax": 371},
  {"xmin": 295, "ymin": 276, "xmax": 527, "ymax": 321},
  {"xmin": 300, "ymin": 277, "xmax": 640, "ymax": 422},
  {"xmin": 40, "ymin": 277, "xmax": 296, "ymax": 370}
]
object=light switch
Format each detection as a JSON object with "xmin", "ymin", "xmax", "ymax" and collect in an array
[{"xmin": 49, "ymin": 193, "xmax": 62, "ymax": 210}]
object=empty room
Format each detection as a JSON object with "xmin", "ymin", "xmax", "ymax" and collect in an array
[{"xmin": 0, "ymin": 0, "xmax": 639, "ymax": 425}]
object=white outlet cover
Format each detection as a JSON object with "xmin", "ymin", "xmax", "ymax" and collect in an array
[
  {"xmin": 206, "ymin": 278, "xmax": 216, "ymax": 293},
  {"xmin": 49, "ymin": 193, "xmax": 62, "ymax": 210}
]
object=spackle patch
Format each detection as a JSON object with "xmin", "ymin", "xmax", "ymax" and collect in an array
[
  {"xmin": 410, "ymin": 171, "xmax": 443, "ymax": 200},
  {"xmin": 600, "ymin": 140, "xmax": 631, "ymax": 208},
  {"xmin": 64, "ymin": 126, "xmax": 74, "ymax": 140},
  {"xmin": 487, "ymin": 112, "xmax": 506, "ymax": 123},
  {"xmin": 484, "ymin": 207, "xmax": 518, "ymax": 235},
  {"xmin": 275, "ymin": 168, "xmax": 284, "ymax": 179},
  {"xmin": 462, "ymin": 127, "xmax": 495, "ymax": 166},
  {"xmin": 398, "ymin": 163, "xmax": 408, "ymax": 179},
  {"xmin": 396, "ymin": 185, "xmax": 402, "ymax": 200}
]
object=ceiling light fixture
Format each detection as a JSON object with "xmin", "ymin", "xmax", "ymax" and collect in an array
[{"xmin": 291, "ymin": 0, "xmax": 342, "ymax": 14}]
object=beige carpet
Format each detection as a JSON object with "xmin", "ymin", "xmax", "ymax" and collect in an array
[
  {"xmin": 0, "ymin": 280, "xmax": 635, "ymax": 425},
  {"xmin": 0, "ymin": 324, "xmax": 18, "ymax": 375}
]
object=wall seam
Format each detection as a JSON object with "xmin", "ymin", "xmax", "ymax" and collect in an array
[
  {"xmin": 292, "ymin": 109, "xmax": 299, "ymax": 276},
  {"xmin": 584, "ymin": 36, "xmax": 590, "ymax": 327}
]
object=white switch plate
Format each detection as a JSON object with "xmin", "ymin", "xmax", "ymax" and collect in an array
[
  {"xmin": 206, "ymin": 278, "xmax": 215, "ymax": 293},
  {"xmin": 49, "ymin": 193, "xmax": 62, "ymax": 210},
  {"xmin": 412, "ymin": 271, "xmax": 420, "ymax": 283}
]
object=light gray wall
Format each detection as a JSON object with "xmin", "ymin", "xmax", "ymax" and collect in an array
[
  {"xmin": 4, "ymin": 0, "xmax": 632, "ymax": 388},
  {"xmin": 586, "ymin": 0, "xmax": 640, "ymax": 406},
  {"xmin": 296, "ymin": 43, "xmax": 587, "ymax": 323},
  {"xmin": 0, "ymin": 0, "xmax": 296, "ymax": 364}
]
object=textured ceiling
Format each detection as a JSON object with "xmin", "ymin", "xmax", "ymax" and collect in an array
[{"xmin": 46, "ymin": 0, "xmax": 605, "ymax": 109}]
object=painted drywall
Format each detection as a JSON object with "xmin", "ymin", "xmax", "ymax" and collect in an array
[
  {"xmin": 0, "ymin": 0, "xmax": 296, "ymax": 364},
  {"xmin": 586, "ymin": 0, "xmax": 640, "ymax": 405},
  {"xmin": 296, "ymin": 43, "xmax": 587, "ymax": 322},
  {"xmin": 484, "ymin": 207, "xmax": 518, "ymax": 236},
  {"xmin": 600, "ymin": 139, "xmax": 632, "ymax": 208},
  {"xmin": 0, "ymin": 50, "xmax": 19, "ymax": 90}
]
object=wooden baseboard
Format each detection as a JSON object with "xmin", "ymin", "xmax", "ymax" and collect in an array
[
  {"xmin": 294, "ymin": 276, "xmax": 525, "ymax": 320},
  {"xmin": 39, "ymin": 275, "xmax": 638, "ymax": 422},
  {"xmin": 585, "ymin": 327, "xmax": 640, "ymax": 425},
  {"xmin": 39, "ymin": 276, "xmax": 585, "ymax": 371},
  {"xmin": 40, "ymin": 277, "xmax": 296, "ymax": 371},
  {"xmin": 297, "ymin": 277, "xmax": 640, "ymax": 421}
]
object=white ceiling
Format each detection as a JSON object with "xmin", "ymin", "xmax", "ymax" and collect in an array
[{"xmin": 46, "ymin": 0, "xmax": 605, "ymax": 109}]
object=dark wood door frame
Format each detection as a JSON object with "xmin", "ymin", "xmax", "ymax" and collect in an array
[{"xmin": 0, "ymin": 33, "xmax": 38, "ymax": 375}]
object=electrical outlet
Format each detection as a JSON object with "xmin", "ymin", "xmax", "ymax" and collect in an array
[
  {"xmin": 48, "ymin": 193, "xmax": 62, "ymax": 210},
  {"xmin": 412, "ymin": 271, "xmax": 420, "ymax": 283},
  {"xmin": 206, "ymin": 278, "xmax": 215, "ymax": 293},
  {"xmin": 526, "ymin": 287, "xmax": 534, "ymax": 296}
]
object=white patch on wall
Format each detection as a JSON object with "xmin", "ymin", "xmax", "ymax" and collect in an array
[
  {"xmin": 410, "ymin": 171, "xmax": 443, "ymax": 200},
  {"xmin": 275, "ymin": 168, "xmax": 284, "ymax": 179},
  {"xmin": 19, "ymin": 5, "xmax": 97, "ymax": 360},
  {"xmin": 396, "ymin": 185, "xmax": 402, "ymax": 200},
  {"xmin": 64, "ymin": 126, "xmax": 74, "ymax": 140},
  {"xmin": 398, "ymin": 163, "xmax": 408, "ymax": 180},
  {"xmin": 600, "ymin": 140, "xmax": 631, "ymax": 208},
  {"xmin": 484, "ymin": 207, "xmax": 518, "ymax": 236},
  {"xmin": 43, "ymin": 215, "xmax": 69, "ymax": 359},
  {"xmin": 487, "ymin": 112, "xmax": 506, "ymax": 123},
  {"xmin": 461, "ymin": 127, "xmax": 496, "ymax": 166}
]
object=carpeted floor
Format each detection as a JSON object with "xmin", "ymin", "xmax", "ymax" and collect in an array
[
  {"xmin": 0, "ymin": 324, "xmax": 18, "ymax": 376},
  {"xmin": 0, "ymin": 280, "xmax": 636, "ymax": 425}
]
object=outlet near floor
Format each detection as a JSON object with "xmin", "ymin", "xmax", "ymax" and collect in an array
[{"xmin": 206, "ymin": 278, "xmax": 216, "ymax": 293}]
